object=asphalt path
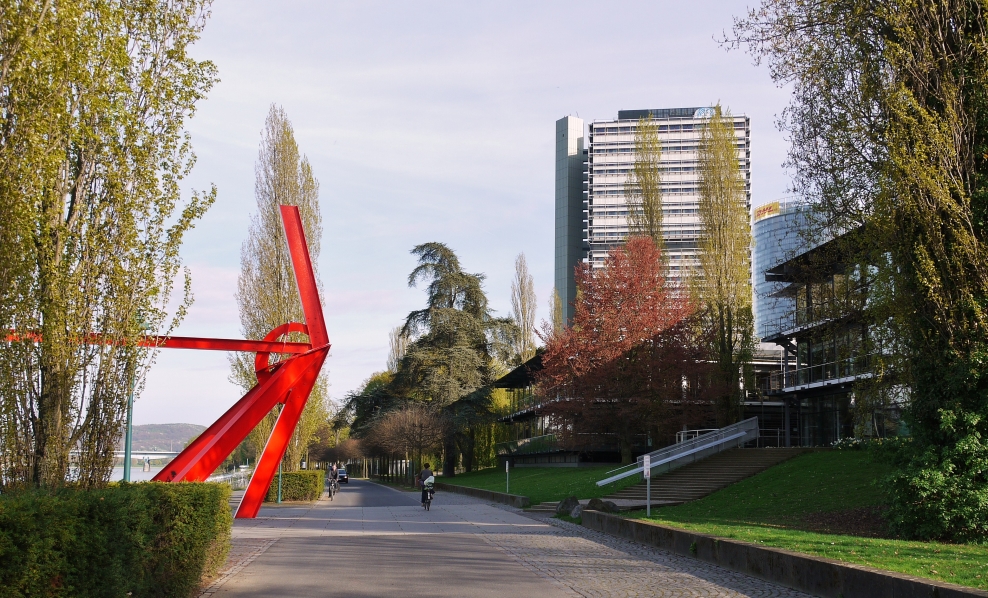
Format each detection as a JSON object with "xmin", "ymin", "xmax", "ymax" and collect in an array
[
  {"xmin": 327, "ymin": 478, "xmax": 421, "ymax": 507},
  {"xmin": 205, "ymin": 480, "xmax": 810, "ymax": 598},
  {"xmin": 206, "ymin": 480, "xmax": 575, "ymax": 598}
]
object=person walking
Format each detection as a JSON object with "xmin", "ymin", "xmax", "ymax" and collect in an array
[{"xmin": 418, "ymin": 463, "xmax": 434, "ymax": 506}]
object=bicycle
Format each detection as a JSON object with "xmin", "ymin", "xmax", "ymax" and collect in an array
[
  {"xmin": 329, "ymin": 478, "xmax": 339, "ymax": 500},
  {"xmin": 422, "ymin": 480, "xmax": 434, "ymax": 511}
]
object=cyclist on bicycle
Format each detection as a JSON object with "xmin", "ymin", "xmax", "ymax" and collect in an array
[
  {"xmin": 329, "ymin": 463, "xmax": 339, "ymax": 496},
  {"xmin": 418, "ymin": 463, "xmax": 434, "ymax": 507}
]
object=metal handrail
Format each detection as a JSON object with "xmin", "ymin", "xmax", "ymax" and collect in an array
[
  {"xmin": 767, "ymin": 353, "xmax": 874, "ymax": 391},
  {"xmin": 675, "ymin": 429, "xmax": 718, "ymax": 444},
  {"xmin": 762, "ymin": 296, "xmax": 866, "ymax": 338},
  {"xmin": 596, "ymin": 417, "xmax": 759, "ymax": 486}
]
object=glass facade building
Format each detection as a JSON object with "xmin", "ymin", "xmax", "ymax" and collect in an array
[{"xmin": 751, "ymin": 201, "xmax": 811, "ymax": 339}]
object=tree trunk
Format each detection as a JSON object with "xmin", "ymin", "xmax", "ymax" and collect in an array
[
  {"xmin": 442, "ymin": 436, "xmax": 456, "ymax": 477},
  {"xmin": 619, "ymin": 435, "xmax": 633, "ymax": 465},
  {"xmin": 462, "ymin": 430, "xmax": 475, "ymax": 473}
]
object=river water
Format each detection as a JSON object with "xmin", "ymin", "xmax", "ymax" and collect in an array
[{"xmin": 110, "ymin": 466, "xmax": 164, "ymax": 482}]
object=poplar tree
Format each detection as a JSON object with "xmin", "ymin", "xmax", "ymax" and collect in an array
[
  {"xmin": 510, "ymin": 253, "xmax": 538, "ymax": 363},
  {"xmin": 387, "ymin": 326, "xmax": 409, "ymax": 374},
  {"xmin": 0, "ymin": 0, "xmax": 217, "ymax": 489},
  {"xmin": 626, "ymin": 117, "xmax": 664, "ymax": 247},
  {"xmin": 695, "ymin": 104, "xmax": 754, "ymax": 425},
  {"xmin": 231, "ymin": 105, "xmax": 327, "ymax": 472}
]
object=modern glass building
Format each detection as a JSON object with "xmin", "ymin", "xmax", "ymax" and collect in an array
[
  {"xmin": 554, "ymin": 108, "xmax": 751, "ymax": 324},
  {"xmin": 751, "ymin": 201, "xmax": 811, "ymax": 339}
]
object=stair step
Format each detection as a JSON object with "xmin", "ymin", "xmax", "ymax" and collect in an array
[{"xmin": 600, "ymin": 448, "xmax": 808, "ymax": 508}]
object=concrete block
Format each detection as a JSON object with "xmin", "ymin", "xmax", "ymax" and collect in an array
[{"xmin": 579, "ymin": 511, "xmax": 987, "ymax": 598}]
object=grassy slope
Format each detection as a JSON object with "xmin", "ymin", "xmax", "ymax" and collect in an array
[
  {"xmin": 440, "ymin": 465, "xmax": 638, "ymax": 505},
  {"xmin": 628, "ymin": 450, "xmax": 988, "ymax": 590}
]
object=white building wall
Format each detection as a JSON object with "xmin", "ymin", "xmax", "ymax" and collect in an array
[{"xmin": 587, "ymin": 108, "xmax": 751, "ymax": 283}]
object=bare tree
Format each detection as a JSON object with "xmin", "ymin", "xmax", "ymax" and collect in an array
[
  {"xmin": 370, "ymin": 405, "xmax": 447, "ymax": 468},
  {"xmin": 230, "ymin": 105, "xmax": 328, "ymax": 471},
  {"xmin": 320, "ymin": 438, "xmax": 364, "ymax": 465},
  {"xmin": 549, "ymin": 287, "xmax": 564, "ymax": 334},
  {"xmin": 626, "ymin": 116, "xmax": 664, "ymax": 246},
  {"xmin": 510, "ymin": 253, "xmax": 538, "ymax": 363},
  {"xmin": 387, "ymin": 326, "xmax": 409, "ymax": 374}
]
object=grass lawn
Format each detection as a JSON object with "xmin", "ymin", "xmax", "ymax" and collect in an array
[
  {"xmin": 626, "ymin": 450, "xmax": 988, "ymax": 590},
  {"xmin": 439, "ymin": 464, "xmax": 638, "ymax": 505}
]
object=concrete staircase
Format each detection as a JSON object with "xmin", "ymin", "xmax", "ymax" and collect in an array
[{"xmin": 601, "ymin": 448, "xmax": 809, "ymax": 509}]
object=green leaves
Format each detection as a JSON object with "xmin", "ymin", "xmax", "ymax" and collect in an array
[{"xmin": 0, "ymin": 0, "xmax": 217, "ymax": 489}]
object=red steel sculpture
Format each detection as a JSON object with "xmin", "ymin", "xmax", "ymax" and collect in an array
[
  {"xmin": 144, "ymin": 205, "xmax": 330, "ymax": 518},
  {"xmin": 7, "ymin": 206, "xmax": 327, "ymax": 517}
]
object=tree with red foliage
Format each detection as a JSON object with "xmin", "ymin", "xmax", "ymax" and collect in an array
[{"xmin": 537, "ymin": 237, "xmax": 715, "ymax": 463}]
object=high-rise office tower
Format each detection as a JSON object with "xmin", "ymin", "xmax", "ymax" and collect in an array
[
  {"xmin": 588, "ymin": 108, "xmax": 750, "ymax": 278},
  {"xmin": 554, "ymin": 108, "xmax": 751, "ymax": 322},
  {"xmin": 554, "ymin": 116, "xmax": 587, "ymax": 324}
]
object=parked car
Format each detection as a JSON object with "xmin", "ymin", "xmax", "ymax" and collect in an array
[{"xmin": 338, "ymin": 468, "xmax": 348, "ymax": 483}]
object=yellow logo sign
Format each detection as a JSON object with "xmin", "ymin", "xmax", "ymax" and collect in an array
[{"xmin": 754, "ymin": 202, "xmax": 780, "ymax": 222}]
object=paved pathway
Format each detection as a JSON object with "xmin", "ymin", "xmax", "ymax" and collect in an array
[{"xmin": 202, "ymin": 480, "xmax": 812, "ymax": 598}]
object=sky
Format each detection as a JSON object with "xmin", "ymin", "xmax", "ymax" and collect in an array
[{"xmin": 137, "ymin": 0, "xmax": 794, "ymax": 426}]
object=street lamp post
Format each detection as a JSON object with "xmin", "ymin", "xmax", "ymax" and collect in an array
[
  {"xmin": 124, "ymin": 318, "xmax": 150, "ymax": 483},
  {"xmin": 124, "ymin": 376, "xmax": 136, "ymax": 482}
]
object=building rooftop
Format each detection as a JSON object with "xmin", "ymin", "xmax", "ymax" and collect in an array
[{"xmin": 617, "ymin": 107, "xmax": 712, "ymax": 120}]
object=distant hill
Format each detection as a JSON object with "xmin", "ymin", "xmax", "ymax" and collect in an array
[{"xmin": 120, "ymin": 423, "xmax": 206, "ymax": 452}]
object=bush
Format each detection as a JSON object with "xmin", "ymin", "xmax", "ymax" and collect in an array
[
  {"xmin": 883, "ymin": 411, "xmax": 988, "ymax": 542},
  {"xmin": 265, "ymin": 470, "xmax": 324, "ymax": 502},
  {"xmin": 0, "ymin": 482, "xmax": 232, "ymax": 598}
]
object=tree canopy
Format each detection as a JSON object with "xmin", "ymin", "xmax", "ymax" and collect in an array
[
  {"xmin": 732, "ymin": 0, "xmax": 988, "ymax": 540},
  {"xmin": 0, "ymin": 0, "xmax": 217, "ymax": 489},
  {"xmin": 538, "ymin": 237, "xmax": 710, "ymax": 463}
]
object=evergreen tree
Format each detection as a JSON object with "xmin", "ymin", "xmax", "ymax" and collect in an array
[{"xmin": 391, "ymin": 243, "xmax": 516, "ymax": 476}]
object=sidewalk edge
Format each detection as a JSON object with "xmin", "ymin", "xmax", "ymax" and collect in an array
[{"xmin": 580, "ymin": 510, "xmax": 987, "ymax": 598}]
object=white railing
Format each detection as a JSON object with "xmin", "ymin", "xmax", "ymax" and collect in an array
[
  {"xmin": 596, "ymin": 417, "xmax": 759, "ymax": 486},
  {"xmin": 207, "ymin": 469, "xmax": 252, "ymax": 490},
  {"xmin": 675, "ymin": 429, "xmax": 718, "ymax": 444}
]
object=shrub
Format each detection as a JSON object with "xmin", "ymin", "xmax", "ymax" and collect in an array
[
  {"xmin": 265, "ymin": 470, "xmax": 324, "ymax": 502},
  {"xmin": 883, "ymin": 411, "xmax": 988, "ymax": 542},
  {"xmin": 0, "ymin": 482, "xmax": 232, "ymax": 598}
]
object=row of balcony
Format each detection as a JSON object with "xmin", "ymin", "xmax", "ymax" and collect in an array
[
  {"xmin": 761, "ymin": 299, "xmax": 866, "ymax": 339},
  {"xmin": 764, "ymin": 353, "xmax": 873, "ymax": 392}
]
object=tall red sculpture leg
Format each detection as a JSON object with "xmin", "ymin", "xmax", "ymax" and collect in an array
[
  {"xmin": 148, "ymin": 205, "xmax": 332, "ymax": 519},
  {"xmin": 152, "ymin": 344, "xmax": 327, "ymax": 484},
  {"xmin": 235, "ymin": 349, "xmax": 327, "ymax": 518}
]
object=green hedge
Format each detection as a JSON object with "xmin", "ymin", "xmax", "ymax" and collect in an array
[
  {"xmin": 265, "ymin": 470, "xmax": 324, "ymax": 502},
  {"xmin": 0, "ymin": 482, "xmax": 231, "ymax": 598}
]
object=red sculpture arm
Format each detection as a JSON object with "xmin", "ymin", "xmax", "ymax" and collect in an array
[{"xmin": 148, "ymin": 205, "xmax": 331, "ymax": 519}]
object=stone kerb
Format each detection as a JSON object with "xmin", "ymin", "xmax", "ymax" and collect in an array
[
  {"xmin": 581, "ymin": 510, "xmax": 987, "ymax": 598},
  {"xmin": 434, "ymin": 482, "xmax": 530, "ymax": 508}
]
